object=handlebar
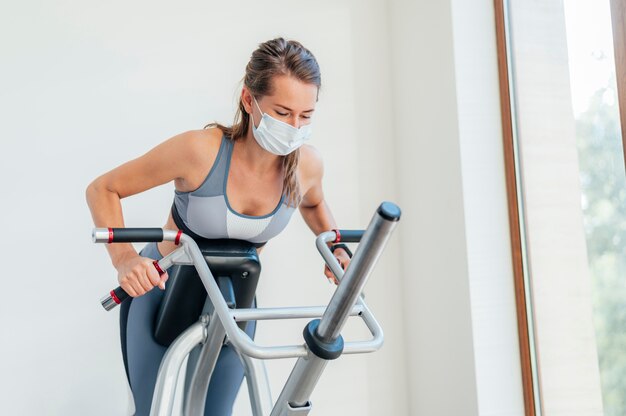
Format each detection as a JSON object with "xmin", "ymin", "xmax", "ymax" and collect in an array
[
  {"xmin": 96, "ymin": 229, "xmax": 183, "ymax": 311},
  {"xmin": 100, "ymin": 260, "xmax": 167, "ymax": 311},
  {"xmin": 94, "ymin": 201, "xmax": 401, "ymax": 360},
  {"xmin": 92, "ymin": 227, "xmax": 184, "ymax": 244},
  {"xmin": 331, "ymin": 229, "xmax": 364, "ymax": 243},
  {"xmin": 93, "ymin": 227, "xmax": 164, "ymax": 243},
  {"xmin": 96, "ymin": 228, "xmax": 364, "ymax": 311}
]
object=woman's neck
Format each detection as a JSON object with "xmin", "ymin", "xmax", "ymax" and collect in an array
[{"xmin": 235, "ymin": 132, "xmax": 283, "ymax": 175}]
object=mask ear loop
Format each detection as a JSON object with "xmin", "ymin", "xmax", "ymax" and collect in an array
[
  {"xmin": 250, "ymin": 95, "xmax": 265, "ymax": 130},
  {"xmin": 253, "ymin": 96, "xmax": 264, "ymax": 116}
]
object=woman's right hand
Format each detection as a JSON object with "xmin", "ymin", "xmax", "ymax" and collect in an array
[{"xmin": 116, "ymin": 253, "xmax": 169, "ymax": 297}]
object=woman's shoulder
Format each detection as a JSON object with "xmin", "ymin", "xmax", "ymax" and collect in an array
[
  {"xmin": 181, "ymin": 127, "xmax": 223, "ymax": 152},
  {"xmin": 172, "ymin": 127, "xmax": 225, "ymax": 192},
  {"xmin": 173, "ymin": 127, "xmax": 223, "ymax": 164},
  {"xmin": 299, "ymin": 144, "xmax": 323, "ymax": 174},
  {"xmin": 297, "ymin": 144, "xmax": 324, "ymax": 190}
]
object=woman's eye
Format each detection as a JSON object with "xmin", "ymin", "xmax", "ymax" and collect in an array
[
  {"xmin": 301, "ymin": 115, "xmax": 311, "ymax": 119},
  {"xmin": 276, "ymin": 111, "xmax": 288, "ymax": 116}
]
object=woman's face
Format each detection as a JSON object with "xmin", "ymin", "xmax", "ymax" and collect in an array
[{"xmin": 246, "ymin": 74, "xmax": 318, "ymax": 129}]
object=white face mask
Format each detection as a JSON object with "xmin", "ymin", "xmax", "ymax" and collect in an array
[{"xmin": 250, "ymin": 96, "xmax": 313, "ymax": 155}]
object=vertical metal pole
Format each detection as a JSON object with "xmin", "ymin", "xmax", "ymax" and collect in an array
[
  {"xmin": 183, "ymin": 312, "xmax": 227, "ymax": 416},
  {"xmin": 269, "ymin": 354, "xmax": 325, "ymax": 415},
  {"xmin": 150, "ymin": 322, "xmax": 206, "ymax": 416},
  {"xmin": 316, "ymin": 203, "xmax": 400, "ymax": 342},
  {"xmin": 270, "ymin": 202, "xmax": 401, "ymax": 414},
  {"xmin": 236, "ymin": 350, "xmax": 274, "ymax": 416}
]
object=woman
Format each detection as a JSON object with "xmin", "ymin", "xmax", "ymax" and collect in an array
[{"xmin": 86, "ymin": 37, "xmax": 351, "ymax": 415}]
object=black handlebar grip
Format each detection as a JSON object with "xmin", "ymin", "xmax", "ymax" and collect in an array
[
  {"xmin": 109, "ymin": 228, "xmax": 164, "ymax": 243},
  {"xmin": 100, "ymin": 260, "xmax": 166, "ymax": 311},
  {"xmin": 101, "ymin": 286, "xmax": 129, "ymax": 311},
  {"xmin": 333, "ymin": 230, "xmax": 364, "ymax": 243}
]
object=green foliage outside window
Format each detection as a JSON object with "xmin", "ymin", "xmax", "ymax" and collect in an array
[{"xmin": 576, "ymin": 82, "xmax": 626, "ymax": 416}]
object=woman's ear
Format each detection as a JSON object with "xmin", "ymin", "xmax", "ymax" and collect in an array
[{"xmin": 241, "ymin": 87, "xmax": 253, "ymax": 114}]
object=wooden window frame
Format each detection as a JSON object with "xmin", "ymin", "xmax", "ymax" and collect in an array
[
  {"xmin": 493, "ymin": 2, "xmax": 538, "ymax": 415},
  {"xmin": 610, "ymin": 0, "xmax": 626, "ymax": 165}
]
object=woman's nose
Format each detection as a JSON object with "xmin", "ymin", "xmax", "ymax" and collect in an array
[{"xmin": 287, "ymin": 117, "xmax": 299, "ymax": 128}]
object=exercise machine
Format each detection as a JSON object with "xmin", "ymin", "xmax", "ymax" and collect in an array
[{"xmin": 95, "ymin": 201, "xmax": 401, "ymax": 416}]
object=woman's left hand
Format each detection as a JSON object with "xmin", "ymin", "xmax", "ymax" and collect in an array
[{"xmin": 323, "ymin": 247, "xmax": 351, "ymax": 285}]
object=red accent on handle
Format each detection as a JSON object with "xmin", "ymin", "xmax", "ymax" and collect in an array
[
  {"xmin": 332, "ymin": 229, "xmax": 341, "ymax": 243},
  {"xmin": 175, "ymin": 230, "xmax": 182, "ymax": 245},
  {"xmin": 153, "ymin": 260, "xmax": 165, "ymax": 276},
  {"xmin": 110, "ymin": 290, "xmax": 121, "ymax": 304},
  {"xmin": 108, "ymin": 228, "xmax": 114, "ymax": 244}
]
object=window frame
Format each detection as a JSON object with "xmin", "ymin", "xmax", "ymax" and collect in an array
[
  {"xmin": 493, "ymin": 2, "xmax": 540, "ymax": 415},
  {"xmin": 610, "ymin": 0, "xmax": 626, "ymax": 165}
]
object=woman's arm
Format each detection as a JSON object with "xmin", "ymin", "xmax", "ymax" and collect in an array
[
  {"xmin": 298, "ymin": 145, "xmax": 351, "ymax": 283},
  {"xmin": 85, "ymin": 129, "xmax": 220, "ymax": 295}
]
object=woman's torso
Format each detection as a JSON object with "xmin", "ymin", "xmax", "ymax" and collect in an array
[{"xmin": 158, "ymin": 129, "xmax": 300, "ymax": 256}]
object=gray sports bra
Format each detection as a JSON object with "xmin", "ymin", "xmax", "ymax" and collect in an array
[{"xmin": 172, "ymin": 132, "xmax": 297, "ymax": 247}]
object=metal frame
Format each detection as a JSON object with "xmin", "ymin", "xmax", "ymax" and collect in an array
[{"xmin": 98, "ymin": 204, "xmax": 399, "ymax": 416}]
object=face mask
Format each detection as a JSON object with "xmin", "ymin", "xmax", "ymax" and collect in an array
[{"xmin": 250, "ymin": 96, "xmax": 313, "ymax": 155}]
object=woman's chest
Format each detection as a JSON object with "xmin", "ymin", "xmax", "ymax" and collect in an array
[{"xmin": 225, "ymin": 165, "xmax": 285, "ymax": 217}]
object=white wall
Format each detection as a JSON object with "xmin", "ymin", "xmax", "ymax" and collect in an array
[
  {"xmin": 388, "ymin": 0, "xmax": 479, "ymax": 413},
  {"xmin": 0, "ymin": 0, "xmax": 525, "ymax": 415},
  {"xmin": 388, "ymin": 0, "xmax": 524, "ymax": 415},
  {"xmin": 451, "ymin": 1, "xmax": 525, "ymax": 415}
]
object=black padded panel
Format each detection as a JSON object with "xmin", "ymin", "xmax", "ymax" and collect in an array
[{"xmin": 153, "ymin": 239, "xmax": 261, "ymax": 347}]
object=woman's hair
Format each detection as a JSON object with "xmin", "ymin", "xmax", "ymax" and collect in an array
[{"xmin": 206, "ymin": 37, "xmax": 321, "ymax": 208}]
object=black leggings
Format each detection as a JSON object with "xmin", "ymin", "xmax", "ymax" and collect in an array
[{"xmin": 119, "ymin": 242, "xmax": 256, "ymax": 416}]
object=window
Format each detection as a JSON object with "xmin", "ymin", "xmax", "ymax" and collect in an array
[{"xmin": 495, "ymin": 0, "xmax": 626, "ymax": 414}]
